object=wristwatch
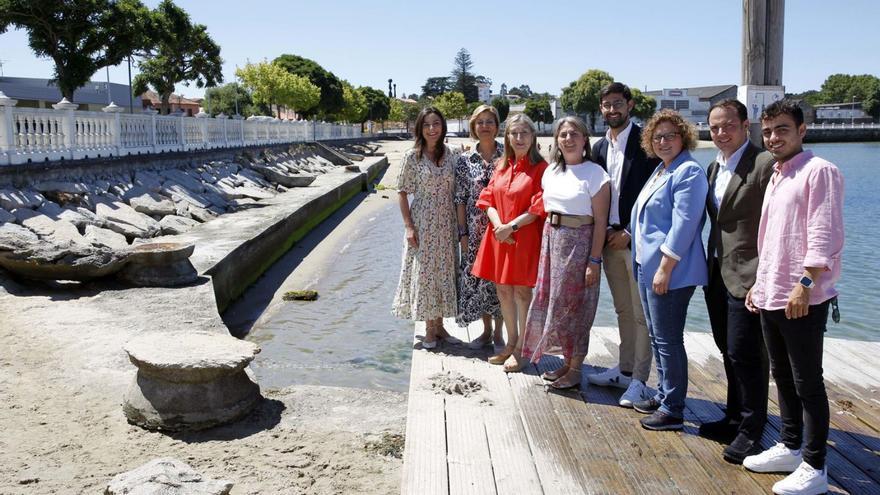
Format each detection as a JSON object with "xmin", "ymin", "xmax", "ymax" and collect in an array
[
  {"xmin": 799, "ymin": 275, "xmax": 815, "ymax": 289},
  {"xmin": 510, "ymin": 223, "xmax": 519, "ymax": 232}
]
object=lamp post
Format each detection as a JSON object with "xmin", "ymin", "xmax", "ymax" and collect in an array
[{"xmin": 852, "ymin": 95, "xmax": 856, "ymax": 126}]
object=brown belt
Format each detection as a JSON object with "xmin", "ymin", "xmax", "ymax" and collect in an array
[{"xmin": 548, "ymin": 212, "xmax": 594, "ymax": 228}]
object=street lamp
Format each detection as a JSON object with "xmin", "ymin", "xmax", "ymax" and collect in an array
[{"xmin": 852, "ymin": 95, "xmax": 856, "ymax": 126}]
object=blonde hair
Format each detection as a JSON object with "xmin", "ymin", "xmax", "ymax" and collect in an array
[
  {"xmin": 551, "ymin": 116, "xmax": 591, "ymax": 170},
  {"xmin": 468, "ymin": 105, "xmax": 500, "ymax": 140},
  {"xmin": 641, "ymin": 109, "xmax": 698, "ymax": 158},
  {"xmin": 499, "ymin": 113, "xmax": 543, "ymax": 169}
]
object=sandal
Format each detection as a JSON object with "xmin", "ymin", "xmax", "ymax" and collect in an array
[
  {"xmin": 541, "ymin": 366, "xmax": 570, "ymax": 381},
  {"xmin": 550, "ymin": 370, "xmax": 582, "ymax": 390},
  {"xmin": 503, "ymin": 353, "xmax": 526, "ymax": 373},
  {"xmin": 488, "ymin": 346, "xmax": 514, "ymax": 365}
]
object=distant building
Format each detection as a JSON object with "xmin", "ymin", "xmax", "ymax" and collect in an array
[
  {"xmin": 645, "ymin": 85, "xmax": 738, "ymax": 124},
  {"xmin": 0, "ymin": 76, "xmax": 142, "ymax": 111},
  {"xmin": 140, "ymin": 90, "xmax": 201, "ymax": 116},
  {"xmin": 476, "ymin": 82, "xmax": 492, "ymax": 104},
  {"xmin": 813, "ymin": 102, "xmax": 872, "ymax": 124}
]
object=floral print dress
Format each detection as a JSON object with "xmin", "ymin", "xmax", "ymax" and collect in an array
[
  {"xmin": 392, "ymin": 146, "xmax": 458, "ymax": 321},
  {"xmin": 454, "ymin": 142, "xmax": 503, "ymax": 326}
]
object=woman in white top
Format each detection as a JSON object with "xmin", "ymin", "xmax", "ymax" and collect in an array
[{"xmin": 521, "ymin": 116, "xmax": 610, "ymax": 389}]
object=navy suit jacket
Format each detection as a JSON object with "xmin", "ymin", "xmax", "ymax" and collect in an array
[{"xmin": 591, "ymin": 123, "xmax": 660, "ymax": 229}]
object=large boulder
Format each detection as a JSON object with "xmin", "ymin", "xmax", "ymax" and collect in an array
[
  {"xmin": 159, "ymin": 215, "xmax": 199, "ymax": 235},
  {"xmin": 0, "ymin": 189, "xmax": 45, "ymax": 211},
  {"xmin": 13, "ymin": 208, "xmax": 87, "ymax": 247},
  {"xmin": 92, "ymin": 196, "xmax": 161, "ymax": 239},
  {"xmin": 134, "ymin": 170, "xmax": 165, "ymax": 192},
  {"xmin": 84, "ymin": 225, "xmax": 129, "ymax": 250},
  {"xmin": 31, "ymin": 180, "xmax": 102, "ymax": 196},
  {"xmin": 0, "ymin": 239, "xmax": 129, "ymax": 281},
  {"xmin": 163, "ymin": 182, "xmax": 213, "ymax": 210},
  {"xmin": 123, "ymin": 186, "xmax": 177, "ymax": 216},
  {"xmin": 162, "ymin": 169, "xmax": 205, "ymax": 193},
  {"xmin": 248, "ymin": 163, "xmax": 316, "ymax": 187},
  {"xmin": 105, "ymin": 457, "xmax": 233, "ymax": 495},
  {"xmin": 117, "ymin": 241, "xmax": 197, "ymax": 287},
  {"xmin": 0, "ymin": 207, "xmax": 15, "ymax": 224}
]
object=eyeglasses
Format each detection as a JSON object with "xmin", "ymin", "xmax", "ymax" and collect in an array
[
  {"xmin": 509, "ymin": 130, "xmax": 532, "ymax": 138},
  {"xmin": 600, "ymin": 100, "xmax": 627, "ymax": 111},
  {"xmin": 475, "ymin": 119, "xmax": 496, "ymax": 127},
  {"xmin": 652, "ymin": 132, "xmax": 681, "ymax": 143},
  {"xmin": 558, "ymin": 131, "xmax": 582, "ymax": 139}
]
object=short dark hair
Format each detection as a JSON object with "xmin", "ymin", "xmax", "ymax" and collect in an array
[
  {"xmin": 600, "ymin": 82, "xmax": 632, "ymax": 102},
  {"xmin": 761, "ymin": 99, "xmax": 804, "ymax": 127},
  {"xmin": 709, "ymin": 98, "xmax": 748, "ymax": 122}
]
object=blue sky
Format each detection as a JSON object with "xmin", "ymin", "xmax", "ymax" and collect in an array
[{"xmin": 1, "ymin": 0, "xmax": 877, "ymax": 100}]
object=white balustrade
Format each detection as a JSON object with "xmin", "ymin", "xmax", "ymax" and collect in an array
[{"xmin": 0, "ymin": 96, "xmax": 363, "ymax": 166}]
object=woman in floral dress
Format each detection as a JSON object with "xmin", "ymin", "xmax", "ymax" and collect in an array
[
  {"xmin": 455, "ymin": 104, "xmax": 504, "ymax": 349},
  {"xmin": 392, "ymin": 107, "xmax": 458, "ymax": 348},
  {"xmin": 521, "ymin": 116, "xmax": 610, "ymax": 389}
]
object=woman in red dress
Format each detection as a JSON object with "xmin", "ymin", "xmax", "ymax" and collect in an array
[{"xmin": 472, "ymin": 114, "xmax": 548, "ymax": 372}]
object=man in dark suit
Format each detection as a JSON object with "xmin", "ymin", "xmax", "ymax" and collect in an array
[
  {"xmin": 701, "ymin": 98, "xmax": 774, "ymax": 464},
  {"xmin": 587, "ymin": 82, "xmax": 660, "ymax": 407}
]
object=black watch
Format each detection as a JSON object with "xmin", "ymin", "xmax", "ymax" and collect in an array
[{"xmin": 510, "ymin": 223, "xmax": 519, "ymax": 232}]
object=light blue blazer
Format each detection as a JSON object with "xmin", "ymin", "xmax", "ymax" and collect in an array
[{"xmin": 630, "ymin": 150, "xmax": 709, "ymax": 290}]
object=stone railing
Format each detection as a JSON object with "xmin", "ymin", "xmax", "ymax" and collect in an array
[{"xmin": 0, "ymin": 92, "xmax": 363, "ymax": 166}]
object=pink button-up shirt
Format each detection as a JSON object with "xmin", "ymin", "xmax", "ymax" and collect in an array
[{"xmin": 751, "ymin": 150, "xmax": 844, "ymax": 311}]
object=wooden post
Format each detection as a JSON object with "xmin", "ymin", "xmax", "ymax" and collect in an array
[{"xmin": 742, "ymin": 0, "xmax": 785, "ymax": 144}]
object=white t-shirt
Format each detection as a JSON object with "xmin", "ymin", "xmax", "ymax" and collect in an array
[{"xmin": 542, "ymin": 160, "xmax": 610, "ymax": 216}]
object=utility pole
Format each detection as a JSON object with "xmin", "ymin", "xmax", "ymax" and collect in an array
[{"xmin": 739, "ymin": 0, "xmax": 786, "ymax": 145}]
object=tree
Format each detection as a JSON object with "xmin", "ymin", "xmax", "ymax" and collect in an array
[
  {"xmin": 630, "ymin": 88, "xmax": 657, "ymax": 121},
  {"xmin": 434, "ymin": 91, "xmax": 467, "ymax": 121},
  {"xmin": 507, "ymin": 85, "xmax": 533, "ymax": 98},
  {"xmin": 360, "ymin": 86, "xmax": 390, "ymax": 123},
  {"xmin": 274, "ymin": 54, "xmax": 344, "ymax": 118},
  {"xmin": 422, "ymin": 76, "xmax": 451, "ymax": 98},
  {"xmin": 491, "ymin": 96, "xmax": 510, "ymax": 122},
  {"xmin": 236, "ymin": 61, "xmax": 319, "ymax": 118},
  {"xmin": 389, "ymin": 98, "xmax": 421, "ymax": 132},
  {"xmin": 334, "ymin": 80, "xmax": 368, "ymax": 123},
  {"xmin": 203, "ymin": 82, "xmax": 259, "ymax": 117},
  {"xmin": 815, "ymin": 74, "xmax": 880, "ymax": 119},
  {"xmin": 524, "ymin": 97, "xmax": 553, "ymax": 124},
  {"xmin": 449, "ymin": 48, "xmax": 479, "ymax": 103},
  {"xmin": 0, "ymin": 0, "xmax": 150, "ymax": 101},
  {"xmin": 560, "ymin": 69, "xmax": 614, "ymax": 130},
  {"xmin": 133, "ymin": 0, "xmax": 222, "ymax": 114}
]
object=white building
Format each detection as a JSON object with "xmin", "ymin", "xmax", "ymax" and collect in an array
[
  {"xmin": 814, "ymin": 102, "xmax": 872, "ymax": 124},
  {"xmin": 0, "ymin": 76, "xmax": 143, "ymax": 111},
  {"xmin": 645, "ymin": 85, "xmax": 737, "ymax": 124},
  {"xmin": 477, "ymin": 82, "xmax": 492, "ymax": 104}
]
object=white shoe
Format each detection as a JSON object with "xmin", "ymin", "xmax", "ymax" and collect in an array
[
  {"xmin": 587, "ymin": 365, "xmax": 632, "ymax": 389},
  {"xmin": 743, "ymin": 442, "xmax": 803, "ymax": 473},
  {"xmin": 772, "ymin": 462, "xmax": 828, "ymax": 495},
  {"xmin": 619, "ymin": 380, "xmax": 650, "ymax": 408}
]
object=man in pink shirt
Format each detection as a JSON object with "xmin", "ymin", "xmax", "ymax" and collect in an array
[{"xmin": 743, "ymin": 100, "xmax": 844, "ymax": 495}]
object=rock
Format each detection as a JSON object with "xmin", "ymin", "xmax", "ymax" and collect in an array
[
  {"xmin": 0, "ymin": 222, "xmax": 39, "ymax": 246},
  {"xmin": 282, "ymin": 290, "xmax": 318, "ymax": 301},
  {"xmin": 31, "ymin": 180, "xmax": 99, "ymax": 195},
  {"xmin": 0, "ymin": 240, "xmax": 129, "ymax": 281},
  {"xmin": 110, "ymin": 183, "xmax": 135, "ymax": 197},
  {"xmin": 0, "ymin": 189, "xmax": 45, "ymax": 210},
  {"xmin": 0, "ymin": 207, "xmax": 15, "ymax": 224},
  {"xmin": 134, "ymin": 170, "xmax": 165, "ymax": 192},
  {"xmin": 13, "ymin": 208, "xmax": 87, "ymax": 246},
  {"xmin": 105, "ymin": 457, "xmax": 233, "ymax": 495},
  {"xmin": 163, "ymin": 182, "xmax": 213, "ymax": 210},
  {"xmin": 228, "ymin": 198, "xmax": 262, "ymax": 210},
  {"xmin": 84, "ymin": 225, "xmax": 129, "ymax": 250},
  {"xmin": 187, "ymin": 205, "xmax": 218, "ymax": 223},
  {"xmin": 249, "ymin": 163, "xmax": 316, "ymax": 187},
  {"xmin": 64, "ymin": 206, "xmax": 104, "ymax": 229},
  {"xmin": 122, "ymin": 331, "xmax": 262, "ymax": 431},
  {"xmin": 117, "ymin": 241, "xmax": 197, "ymax": 286},
  {"xmin": 159, "ymin": 215, "xmax": 199, "ymax": 235},
  {"xmin": 93, "ymin": 196, "xmax": 161, "ymax": 239},
  {"xmin": 235, "ymin": 168, "xmax": 272, "ymax": 188},
  {"xmin": 162, "ymin": 169, "xmax": 205, "ymax": 193},
  {"xmin": 123, "ymin": 186, "xmax": 177, "ymax": 216}
]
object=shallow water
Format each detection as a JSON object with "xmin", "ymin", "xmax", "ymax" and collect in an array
[{"xmin": 244, "ymin": 142, "xmax": 878, "ymax": 393}]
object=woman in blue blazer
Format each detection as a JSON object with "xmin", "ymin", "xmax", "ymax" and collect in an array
[{"xmin": 629, "ymin": 109, "xmax": 708, "ymax": 431}]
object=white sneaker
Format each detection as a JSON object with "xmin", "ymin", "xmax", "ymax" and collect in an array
[
  {"xmin": 743, "ymin": 442, "xmax": 803, "ymax": 473},
  {"xmin": 586, "ymin": 365, "xmax": 632, "ymax": 389},
  {"xmin": 772, "ymin": 462, "xmax": 828, "ymax": 495},
  {"xmin": 619, "ymin": 380, "xmax": 650, "ymax": 408}
]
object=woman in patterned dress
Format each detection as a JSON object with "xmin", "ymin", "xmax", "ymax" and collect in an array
[
  {"xmin": 392, "ymin": 107, "xmax": 459, "ymax": 349},
  {"xmin": 472, "ymin": 114, "xmax": 548, "ymax": 372},
  {"xmin": 521, "ymin": 116, "xmax": 610, "ymax": 389},
  {"xmin": 455, "ymin": 104, "xmax": 504, "ymax": 349}
]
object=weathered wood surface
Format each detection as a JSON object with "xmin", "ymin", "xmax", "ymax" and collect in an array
[{"xmin": 402, "ymin": 323, "xmax": 880, "ymax": 495}]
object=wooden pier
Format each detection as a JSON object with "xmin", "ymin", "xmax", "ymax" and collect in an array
[{"xmin": 401, "ymin": 324, "xmax": 880, "ymax": 494}]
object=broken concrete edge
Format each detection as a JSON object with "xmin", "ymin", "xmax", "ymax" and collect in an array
[{"xmin": 205, "ymin": 155, "xmax": 388, "ymax": 313}]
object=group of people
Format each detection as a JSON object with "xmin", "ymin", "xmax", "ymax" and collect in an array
[{"xmin": 391, "ymin": 81, "xmax": 844, "ymax": 495}]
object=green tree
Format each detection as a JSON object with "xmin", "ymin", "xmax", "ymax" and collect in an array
[
  {"xmin": 630, "ymin": 88, "xmax": 657, "ymax": 121},
  {"xmin": 235, "ymin": 61, "xmax": 319, "ymax": 118},
  {"xmin": 389, "ymin": 98, "xmax": 421, "ymax": 132},
  {"xmin": 422, "ymin": 76, "xmax": 451, "ymax": 98},
  {"xmin": 450, "ymin": 48, "xmax": 478, "ymax": 103},
  {"xmin": 274, "ymin": 54, "xmax": 344, "ymax": 119},
  {"xmin": 133, "ymin": 0, "xmax": 222, "ymax": 114},
  {"xmin": 560, "ymin": 69, "xmax": 614, "ymax": 130},
  {"xmin": 491, "ymin": 97, "xmax": 510, "ymax": 122},
  {"xmin": 524, "ymin": 97, "xmax": 553, "ymax": 124},
  {"xmin": 434, "ymin": 91, "xmax": 468, "ymax": 121},
  {"xmin": 508, "ymin": 85, "xmax": 533, "ymax": 98},
  {"xmin": 360, "ymin": 86, "xmax": 391, "ymax": 123},
  {"xmin": 203, "ymin": 82, "xmax": 259, "ymax": 117},
  {"xmin": 0, "ymin": 0, "xmax": 150, "ymax": 101},
  {"xmin": 334, "ymin": 81, "xmax": 368, "ymax": 123},
  {"xmin": 815, "ymin": 74, "xmax": 880, "ymax": 119}
]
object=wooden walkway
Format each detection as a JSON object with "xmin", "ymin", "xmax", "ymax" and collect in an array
[{"xmin": 401, "ymin": 323, "xmax": 880, "ymax": 495}]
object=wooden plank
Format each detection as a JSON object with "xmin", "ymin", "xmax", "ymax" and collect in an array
[
  {"xmin": 447, "ymin": 354, "xmax": 543, "ymax": 494},
  {"xmin": 401, "ymin": 323, "xmax": 448, "ymax": 495}
]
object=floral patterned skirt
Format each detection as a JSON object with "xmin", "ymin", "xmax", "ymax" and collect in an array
[{"xmin": 521, "ymin": 221, "xmax": 600, "ymax": 363}]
